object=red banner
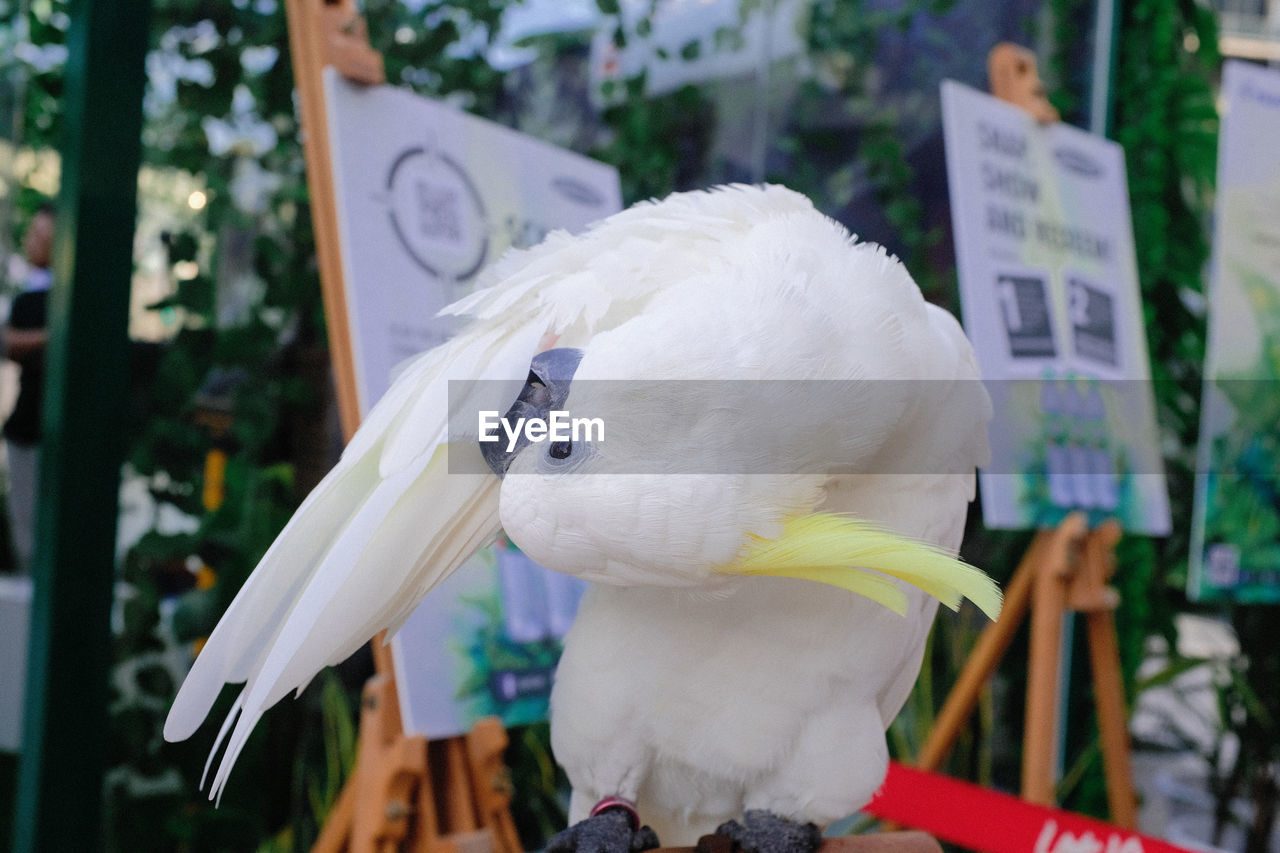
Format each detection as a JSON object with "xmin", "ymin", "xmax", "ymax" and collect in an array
[{"xmin": 864, "ymin": 762, "xmax": 1197, "ymax": 853}]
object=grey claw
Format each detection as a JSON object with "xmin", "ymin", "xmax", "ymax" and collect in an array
[
  {"xmin": 547, "ymin": 806, "xmax": 660, "ymax": 853},
  {"xmin": 715, "ymin": 810, "xmax": 822, "ymax": 853}
]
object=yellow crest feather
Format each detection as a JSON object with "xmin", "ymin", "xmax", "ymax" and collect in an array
[{"xmin": 716, "ymin": 513, "xmax": 1002, "ymax": 619}]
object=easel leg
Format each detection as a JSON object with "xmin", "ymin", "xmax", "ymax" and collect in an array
[
  {"xmin": 466, "ymin": 720, "xmax": 524, "ymax": 853},
  {"xmin": 1023, "ymin": 535, "xmax": 1072, "ymax": 805},
  {"xmin": 352, "ymin": 673, "xmax": 429, "ymax": 853},
  {"xmin": 1084, "ymin": 610, "xmax": 1137, "ymax": 828},
  {"xmin": 1080, "ymin": 524, "xmax": 1137, "ymax": 829},
  {"xmin": 916, "ymin": 508, "xmax": 1139, "ymax": 826},
  {"xmin": 313, "ymin": 778, "xmax": 357, "ymax": 853},
  {"xmin": 917, "ymin": 514, "xmax": 1086, "ymax": 775},
  {"xmin": 916, "ymin": 531, "xmax": 1044, "ymax": 771}
]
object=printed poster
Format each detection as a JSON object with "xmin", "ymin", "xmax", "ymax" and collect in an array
[
  {"xmin": 941, "ymin": 80, "xmax": 1170, "ymax": 535},
  {"xmin": 324, "ymin": 69, "xmax": 622, "ymax": 736},
  {"xmin": 1189, "ymin": 61, "xmax": 1280, "ymax": 602}
]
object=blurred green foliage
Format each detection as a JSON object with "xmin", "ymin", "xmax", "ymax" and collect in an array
[
  {"xmin": 1024, "ymin": 0, "xmax": 1227, "ymax": 826},
  {"xmin": 1110, "ymin": 3, "xmax": 1278, "ymax": 849}
]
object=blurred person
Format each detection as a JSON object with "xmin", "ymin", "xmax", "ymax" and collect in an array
[{"xmin": 3, "ymin": 204, "xmax": 54, "ymax": 573}]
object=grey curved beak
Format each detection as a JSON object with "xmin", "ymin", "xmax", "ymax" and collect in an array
[{"xmin": 480, "ymin": 347, "xmax": 584, "ymax": 477}]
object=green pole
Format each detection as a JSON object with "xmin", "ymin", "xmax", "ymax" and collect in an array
[
  {"xmin": 11, "ymin": 0, "xmax": 151, "ymax": 849},
  {"xmin": 1089, "ymin": 0, "xmax": 1121, "ymax": 138}
]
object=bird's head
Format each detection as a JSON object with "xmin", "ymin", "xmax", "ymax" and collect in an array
[
  {"xmin": 475, "ymin": 346, "xmax": 999, "ymax": 622},
  {"xmin": 479, "ymin": 345, "xmax": 810, "ymax": 591}
]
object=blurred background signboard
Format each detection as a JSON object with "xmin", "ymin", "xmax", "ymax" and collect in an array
[
  {"xmin": 324, "ymin": 70, "xmax": 620, "ymax": 736},
  {"xmin": 941, "ymin": 79, "xmax": 1171, "ymax": 535},
  {"xmin": 1189, "ymin": 60, "xmax": 1280, "ymax": 603},
  {"xmin": 324, "ymin": 69, "xmax": 621, "ymax": 411}
]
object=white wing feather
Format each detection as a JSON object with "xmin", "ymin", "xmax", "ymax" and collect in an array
[{"xmin": 167, "ymin": 184, "xmax": 812, "ymax": 796}]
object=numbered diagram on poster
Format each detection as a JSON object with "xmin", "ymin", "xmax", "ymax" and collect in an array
[
  {"xmin": 1066, "ymin": 273, "xmax": 1119, "ymax": 368},
  {"xmin": 994, "ymin": 268, "xmax": 1058, "ymax": 362},
  {"xmin": 1189, "ymin": 61, "xmax": 1280, "ymax": 603},
  {"xmin": 941, "ymin": 80, "xmax": 1169, "ymax": 534},
  {"xmin": 323, "ymin": 69, "xmax": 622, "ymax": 737}
]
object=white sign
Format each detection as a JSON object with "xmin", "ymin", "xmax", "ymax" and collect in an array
[
  {"xmin": 324, "ymin": 70, "xmax": 622, "ymax": 736},
  {"xmin": 324, "ymin": 68, "xmax": 622, "ymax": 414},
  {"xmin": 1189, "ymin": 60, "xmax": 1280, "ymax": 602},
  {"xmin": 941, "ymin": 80, "xmax": 1170, "ymax": 535}
]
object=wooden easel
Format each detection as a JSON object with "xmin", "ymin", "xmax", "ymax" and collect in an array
[
  {"xmin": 283, "ymin": 2, "xmax": 522, "ymax": 851},
  {"xmin": 310, "ymin": 643, "xmax": 522, "ymax": 853},
  {"xmin": 987, "ymin": 42, "xmax": 1061, "ymax": 124},
  {"xmin": 914, "ymin": 513, "xmax": 1137, "ymax": 827},
  {"xmin": 910, "ymin": 46, "xmax": 1138, "ymax": 830}
]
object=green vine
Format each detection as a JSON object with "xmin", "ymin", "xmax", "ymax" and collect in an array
[
  {"xmin": 1114, "ymin": 4, "xmax": 1280, "ymax": 848},
  {"xmin": 1034, "ymin": 0, "xmax": 1224, "ymax": 824},
  {"xmin": 1111, "ymin": 0, "xmax": 1218, "ymax": 657},
  {"xmin": 783, "ymin": 0, "xmax": 950, "ymax": 290}
]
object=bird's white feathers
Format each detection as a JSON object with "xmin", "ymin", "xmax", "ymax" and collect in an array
[{"xmin": 165, "ymin": 184, "xmax": 993, "ymax": 829}]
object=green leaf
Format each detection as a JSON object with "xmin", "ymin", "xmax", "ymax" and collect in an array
[{"xmin": 1135, "ymin": 655, "xmax": 1210, "ymax": 692}]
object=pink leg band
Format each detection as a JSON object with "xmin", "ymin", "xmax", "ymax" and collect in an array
[{"xmin": 590, "ymin": 796, "xmax": 640, "ymax": 830}]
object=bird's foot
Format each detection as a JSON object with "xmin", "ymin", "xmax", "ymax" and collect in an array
[
  {"xmin": 713, "ymin": 810, "xmax": 823, "ymax": 853},
  {"xmin": 547, "ymin": 799, "xmax": 660, "ymax": 853}
]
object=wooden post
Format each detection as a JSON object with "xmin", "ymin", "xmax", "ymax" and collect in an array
[
  {"xmin": 440, "ymin": 738, "xmax": 480, "ymax": 833},
  {"xmin": 916, "ymin": 532, "xmax": 1043, "ymax": 772},
  {"xmin": 1075, "ymin": 522, "xmax": 1137, "ymax": 829},
  {"xmin": 1022, "ymin": 518, "xmax": 1077, "ymax": 806},
  {"xmin": 350, "ymin": 674, "xmax": 428, "ymax": 853},
  {"xmin": 467, "ymin": 720, "xmax": 524, "ymax": 853},
  {"xmin": 283, "ymin": 0, "xmax": 383, "ymax": 441}
]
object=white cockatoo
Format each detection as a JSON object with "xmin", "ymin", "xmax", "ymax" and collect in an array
[{"xmin": 165, "ymin": 184, "xmax": 999, "ymax": 853}]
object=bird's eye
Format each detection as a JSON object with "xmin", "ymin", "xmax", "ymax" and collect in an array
[{"xmin": 549, "ymin": 439, "xmax": 572, "ymax": 460}]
